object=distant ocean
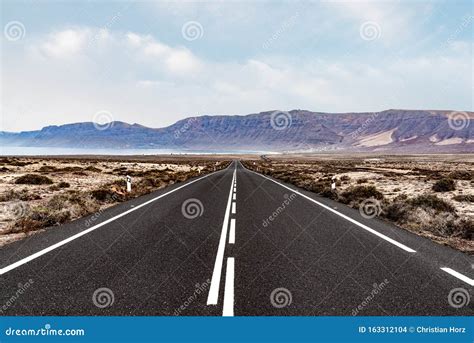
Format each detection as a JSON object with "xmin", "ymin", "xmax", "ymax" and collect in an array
[{"xmin": 0, "ymin": 146, "xmax": 274, "ymax": 156}]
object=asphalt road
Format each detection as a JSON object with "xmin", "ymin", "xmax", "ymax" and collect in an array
[{"xmin": 0, "ymin": 161, "xmax": 473, "ymax": 316}]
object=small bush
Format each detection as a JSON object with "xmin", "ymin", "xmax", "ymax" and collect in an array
[
  {"xmin": 58, "ymin": 181, "xmax": 70, "ymax": 188},
  {"xmin": 452, "ymin": 194, "xmax": 474, "ymax": 203},
  {"xmin": 91, "ymin": 188, "xmax": 122, "ymax": 202},
  {"xmin": 383, "ymin": 202, "xmax": 410, "ymax": 222},
  {"xmin": 15, "ymin": 174, "xmax": 53, "ymax": 185},
  {"xmin": 448, "ymin": 170, "xmax": 472, "ymax": 181},
  {"xmin": 341, "ymin": 185, "xmax": 384, "ymax": 204},
  {"xmin": 432, "ymin": 178, "xmax": 456, "ymax": 192},
  {"xmin": 357, "ymin": 178, "xmax": 368, "ymax": 184},
  {"xmin": 409, "ymin": 194, "xmax": 455, "ymax": 213},
  {"xmin": 85, "ymin": 166, "xmax": 102, "ymax": 172}
]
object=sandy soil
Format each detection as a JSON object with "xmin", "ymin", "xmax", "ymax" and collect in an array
[{"xmin": 0, "ymin": 157, "xmax": 228, "ymax": 246}]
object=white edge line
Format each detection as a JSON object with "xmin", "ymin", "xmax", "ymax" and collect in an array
[
  {"xmin": 223, "ymin": 257, "xmax": 235, "ymax": 317},
  {"xmin": 243, "ymin": 164, "xmax": 416, "ymax": 253},
  {"xmin": 229, "ymin": 219, "xmax": 236, "ymax": 244},
  {"xmin": 0, "ymin": 167, "xmax": 228, "ymax": 276},
  {"xmin": 440, "ymin": 267, "xmax": 474, "ymax": 286},
  {"xmin": 207, "ymin": 170, "xmax": 235, "ymax": 305}
]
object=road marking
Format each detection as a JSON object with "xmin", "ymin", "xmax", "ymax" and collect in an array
[
  {"xmin": 232, "ymin": 202, "xmax": 236, "ymax": 214},
  {"xmin": 440, "ymin": 267, "xmax": 474, "ymax": 286},
  {"xmin": 232, "ymin": 193, "xmax": 236, "ymax": 200},
  {"xmin": 223, "ymin": 257, "xmax": 235, "ymax": 317},
  {"xmin": 229, "ymin": 219, "xmax": 236, "ymax": 244},
  {"xmin": 244, "ymin": 165, "xmax": 416, "ymax": 253},
  {"xmin": 207, "ymin": 170, "xmax": 236, "ymax": 305},
  {"xmin": 0, "ymin": 167, "xmax": 229, "ymax": 276}
]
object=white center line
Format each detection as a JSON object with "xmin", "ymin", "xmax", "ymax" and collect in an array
[
  {"xmin": 207, "ymin": 169, "xmax": 236, "ymax": 305},
  {"xmin": 440, "ymin": 267, "xmax": 474, "ymax": 286},
  {"xmin": 223, "ymin": 257, "xmax": 235, "ymax": 317},
  {"xmin": 229, "ymin": 219, "xmax": 236, "ymax": 244},
  {"xmin": 232, "ymin": 193, "xmax": 236, "ymax": 200},
  {"xmin": 244, "ymin": 164, "xmax": 416, "ymax": 253},
  {"xmin": 0, "ymin": 167, "xmax": 228, "ymax": 276},
  {"xmin": 231, "ymin": 202, "xmax": 236, "ymax": 214}
]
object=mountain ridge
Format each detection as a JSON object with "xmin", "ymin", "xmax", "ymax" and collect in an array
[{"xmin": 1, "ymin": 109, "xmax": 473, "ymax": 153}]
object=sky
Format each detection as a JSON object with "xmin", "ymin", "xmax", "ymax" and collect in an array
[{"xmin": 1, "ymin": 0, "xmax": 473, "ymax": 132}]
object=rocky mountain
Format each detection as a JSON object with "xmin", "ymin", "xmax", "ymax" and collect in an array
[{"xmin": 1, "ymin": 109, "xmax": 473, "ymax": 153}]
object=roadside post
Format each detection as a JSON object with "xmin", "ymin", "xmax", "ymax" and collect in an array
[
  {"xmin": 126, "ymin": 175, "xmax": 132, "ymax": 192},
  {"xmin": 331, "ymin": 176, "xmax": 336, "ymax": 191}
]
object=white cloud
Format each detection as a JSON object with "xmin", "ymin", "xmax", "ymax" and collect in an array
[
  {"xmin": 40, "ymin": 29, "xmax": 90, "ymax": 58},
  {"xmin": 1, "ymin": 26, "xmax": 472, "ymax": 132}
]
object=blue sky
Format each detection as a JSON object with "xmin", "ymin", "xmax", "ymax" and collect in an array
[{"xmin": 1, "ymin": 0, "xmax": 473, "ymax": 131}]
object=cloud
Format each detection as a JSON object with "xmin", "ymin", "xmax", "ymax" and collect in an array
[
  {"xmin": 1, "ymin": 25, "xmax": 472, "ymax": 132},
  {"xmin": 40, "ymin": 29, "xmax": 90, "ymax": 58}
]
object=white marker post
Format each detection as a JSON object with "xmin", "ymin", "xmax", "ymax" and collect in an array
[
  {"xmin": 126, "ymin": 175, "xmax": 132, "ymax": 192},
  {"xmin": 331, "ymin": 176, "xmax": 336, "ymax": 191}
]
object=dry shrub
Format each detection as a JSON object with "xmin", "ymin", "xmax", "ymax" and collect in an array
[
  {"xmin": 432, "ymin": 178, "xmax": 456, "ymax": 192},
  {"xmin": 452, "ymin": 194, "xmax": 474, "ymax": 203},
  {"xmin": 15, "ymin": 174, "xmax": 53, "ymax": 185},
  {"xmin": 409, "ymin": 194, "xmax": 455, "ymax": 213}
]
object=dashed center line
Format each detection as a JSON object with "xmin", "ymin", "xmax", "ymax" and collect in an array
[
  {"xmin": 232, "ymin": 202, "xmax": 236, "ymax": 214},
  {"xmin": 223, "ymin": 257, "xmax": 235, "ymax": 317},
  {"xmin": 207, "ymin": 169, "xmax": 236, "ymax": 305},
  {"xmin": 229, "ymin": 219, "xmax": 236, "ymax": 244}
]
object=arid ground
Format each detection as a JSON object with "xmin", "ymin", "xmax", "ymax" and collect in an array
[
  {"xmin": 0, "ymin": 156, "xmax": 229, "ymax": 246},
  {"xmin": 1, "ymin": 154, "xmax": 472, "ymax": 254}
]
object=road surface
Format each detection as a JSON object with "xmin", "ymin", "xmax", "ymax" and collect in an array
[{"xmin": 0, "ymin": 161, "xmax": 473, "ymax": 315}]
